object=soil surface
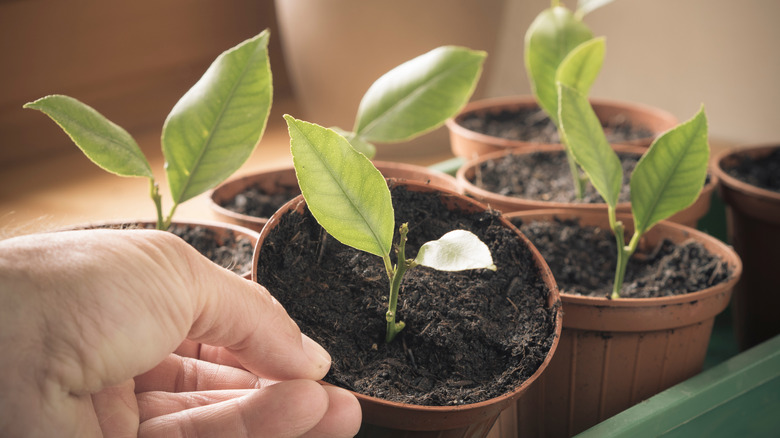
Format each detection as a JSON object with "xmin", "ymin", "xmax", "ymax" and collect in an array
[
  {"xmin": 724, "ymin": 148, "xmax": 780, "ymax": 193},
  {"xmin": 458, "ymin": 106, "xmax": 653, "ymax": 144},
  {"xmin": 89, "ymin": 222, "xmax": 254, "ymax": 276},
  {"xmin": 219, "ymin": 184, "xmax": 301, "ymax": 218},
  {"xmin": 167, "ymin": 224, "xmax": 254, "ymax": 276},
  {"xmin": 514, "ymin": 217, "xmax": 732, "ymax": 298},
  {"xmin": 472, "ymin": 150, "xmax": 638, "ymax": 203},
  {"xmin": 256, "ymin": 186, "xmax": 558, "ymax": 406}
]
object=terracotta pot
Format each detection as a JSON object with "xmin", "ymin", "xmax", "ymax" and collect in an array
[
  {"xmin": 252, "ymin": 180, "xmax": 562, "ymax": 437},
  {"xmin": 61, "ymin": 219, "xmax": 259, "ymax": 279},
  {"xmin": 456, "ymin": 145, "xmax": 718, "ymax": 228},
  {"xmin": 492, "ymin": 209, "xmax": 741, "ymax": 438},
  {"xmin": 210, "ymin": 161, "xmax": 462, "ymax": 232},
  {"xmin": 446, "ymin": 95, "xmax": 679, "ymax": 159},
  {"xmin": 712, "ymin": 144, "xmax": 780, "ymax": 350}
]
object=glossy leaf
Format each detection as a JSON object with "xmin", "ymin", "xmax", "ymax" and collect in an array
[
  {"xmin": 631, "ymin": 107, "xmax": 709, "ymax": 236},
  {"xmin": 354, "ymin": 46, "xmax": 486, "ymax": 143},
  {"xmin": 415, "ymin": 230, "xmax": 496, "ymax": 272},
  {"xmin": 525, "ymin": 6, "xmax": 594, "ymax": 126},
  {"xmin": 556, "ymin": 37, "xmax": 605, "ymax": 101},
  {"xmin": 286, "ymin": 116, "xmax": 394, "ymax": 258},
  {"xmin": 24, "ymin": 95, "xmax": 152, "ymax": 179},
  {"xmin": 558, "ymin": 83, "xmax": 623, "ymax": 208},
  {"xmin": 163, "ymin": 30, "xmax": 272, "ymax": 205}
]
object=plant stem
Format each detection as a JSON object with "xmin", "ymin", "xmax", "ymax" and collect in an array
[
  {"xmin": 149, "ymin": 180, "xmax": 165, "ymax": 230},
  {"xmin": 564, "ymin": 147, "xmax": 586, "ymax": 199},
  {"xmin": 163, "ymin": 204, "xmax": 179, "ymax": 231},
  {"xmin": 609, "ymin": 208, "xmax": 643, "ymax": 299},
  {"xmin": 608, "ymin": 207, "xmax": 627, "ymax": 299},
  {"xmin": 385, "ymin": 223, "xmax": 410, "ymax": 343}
]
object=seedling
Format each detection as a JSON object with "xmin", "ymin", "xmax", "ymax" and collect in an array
[
  {"xmin": 285, "ymin": 116, "xmax": 496, "ymax": 342},
  {"xmin": 24, "ymin": 31, "xmax": 273, "ymax": 230},
  {"xmin": 330, "ymin": 45, "xmax": 487, "ymax": 158},
  {"xmin": 525, "ymin": 0, "xmax": 613, "ymax": 198},
  {"xmin": 557, "ymin": 83, "xmax": 709, "ymax": 299}
]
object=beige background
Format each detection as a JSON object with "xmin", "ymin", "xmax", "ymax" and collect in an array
[{"xmin": 487, "ymin": 0, "xmax": 780, "ymax": 146}]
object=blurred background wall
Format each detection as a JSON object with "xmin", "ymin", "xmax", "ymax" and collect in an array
[
  {"xmin": 487, "ymin": 0, "xmax": 780, "ymax": 147},
  {"xmin": 1, "ymin": 0, "xmax": 778, "ymax": 168},
  {"xmin": 0, "ymin": 0, "xmax": 287, "ymax": 168}
]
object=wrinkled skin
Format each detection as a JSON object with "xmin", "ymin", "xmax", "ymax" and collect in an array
[{"xmin": 0, "ymin": 229, "xmax": 361, "ymax": 437}]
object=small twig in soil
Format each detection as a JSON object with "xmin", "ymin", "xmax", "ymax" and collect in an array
[
  {"xmin": 316, "ymin": 229, "xmax": 328, "ymax": 266},
  {"xmin": 419, "ymin": 321, "xmax": 433, "ymax": 336},
  {"xmin": 506, "ymin": 296, "xmax": 520, "ymax": 315},
  {"xmin": 402, "ymin": 337, "xmax": 417, "ymax": 369}
]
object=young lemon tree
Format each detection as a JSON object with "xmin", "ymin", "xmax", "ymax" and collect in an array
[
  {"xmin": 286, "ymin": 116, "xmax": 496, "ymax": 342},
  {"xmin": 25, "ymin": 31, "xmax": 273, "ymax": 230},
  {"xmin": 558, "ymin": 83, "xmax": 709, "ymax": 299}
]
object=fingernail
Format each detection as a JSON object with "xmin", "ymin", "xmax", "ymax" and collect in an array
[{"xmin": 302, "ymin": 334, "xmax": 331, "ymax": 374}]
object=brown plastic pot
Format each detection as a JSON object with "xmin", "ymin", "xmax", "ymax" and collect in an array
[
  {"xmin": 445, "ymin": 95, "xmax": 679, "ymax": 159},
  {"xmin": 456, "ymin": 145, "xmax": 718, "ymax": 228},
  {"xmin": 252, "ymin": 180, "xmax": 562, "ymax": 437},
  {"xmin": 712, "ymin": 144, "xmax": 780, "ymax": 351},
  {"xmin": 492, "ymin": 209, "xmax": 741, "ymax": 438},
  {"xmin": 210, "ymin": 161, "xmax": 461, "ymax": 232},
  {"xmin": 61, "ymin": 219, "xmax": 259, "ymax": 279}
]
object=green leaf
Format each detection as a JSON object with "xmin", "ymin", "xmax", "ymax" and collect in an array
[
  {"xmin": 525, "ymin": 6, "xmax": 594, "ymax": 126},
  {"xmin": 286, "ymin": 115, "xmax": 394, "ymax": 258},
  {"xmin": 353, "ymin": 46, "xmax": 486, "ymax": 143},
  {"xmin": 415, "ymin": 230, "xmax": 496, "ymax": 272},
  {"xmin": 631, "ymin": 107, "xmax": 709, "ymax": 236},
  {"xmin": 24, "ymin": 95, "xmax": 152, "ymax": 179},
  {"xmin": 331, "ymin": 127, "xmax": 377, "ymax": 158},
  {"xmin": 556, "ymin": 37, "xmax": 605, "ymax": 100},
  {"xmin": 163, "ymin": 30, "xmax": 273, "ymax": 205},
  {"xmin": 576, "ymin": 0, "xmax": 616, "ymax": 18},
  {"xmin": 558, "ymin": 83, "xmax": 622, "ymax": 208}
]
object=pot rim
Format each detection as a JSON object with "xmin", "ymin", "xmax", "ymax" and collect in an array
[
  {"xmin": 252, "ymin": 179, "xmax": 563, "ymax": 424},
  {"xmin": 456, "ymin": 145, "xmax": 719, "ymax": 212},
  {"xmin": 506, "ymin": 209, "xmax": 742, "ymax": 308},
  {"xmin": 209, "ymin": 161, "xmax": 461, "ymax": 226},
  {"xmin": 445, "ymin": 95, "xmax": 679, "ymax": 149},
  {"xmin": 712, "ymin": 143, "xmax": 780, "ymax": 202}
]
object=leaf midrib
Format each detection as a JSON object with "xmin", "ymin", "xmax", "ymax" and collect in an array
[
  {"xmin": 171, "ymin": 47, "xmax": 265, "ymax": 205},
  {"xmin": 292, "ymin": 122, "xmax": 390, "ymax": 257}
]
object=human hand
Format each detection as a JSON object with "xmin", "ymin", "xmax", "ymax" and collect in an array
[{"xmin": 0, "ymin": 229, "xmax": 361, "ymax": 437}]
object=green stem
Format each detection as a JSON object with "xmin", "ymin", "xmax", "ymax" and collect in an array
[
  {"xmin": 608, "ymin": 207, "xmax": 626, "ymax": 299},
  {"xmin": 385, "ymin": 223, "xmax": 410, "ymax": 343},
  {"xmin": 564, "ymin": 147, "xmax": 586, "ymax": 200},
  {"xmin": 609, "ymin": 208, "xmax": 643, "ymax": 300},
  {"xmin": 163, "ymin": 204, "xmax": 179, "ymax": 231},
  {"xmin": 149, "ymin": 179, "xmax": 165, "ymax": 230}
]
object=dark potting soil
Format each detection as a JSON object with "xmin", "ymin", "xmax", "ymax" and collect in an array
[
  {"xmin": 90, "ymin": 222, "xmax": 254, "ymax": 275},
  {"xmin": 256, "ymin": 186, "xmax": 558, "ymax": 406},
  {"xmin": 458, "ymin": 106, "xmax": 653, "ymax": 144},
  {"xmin": 472, "ymin": 150, "xmax": 638, "ymax": 203},
  {"xmin": 724, "ymin": 148, "xmax": 780, "ymax": 193},
  {"xmin": 514, "ymin": 217, "xmax": 732, "ymax": 299},
  {"xmin": 167, "ymin": 224, "xmax": 254, "ymax": 276},
  {"xmin": 219, "ymin": 184, "xmax": 301, "ymax": 218}
]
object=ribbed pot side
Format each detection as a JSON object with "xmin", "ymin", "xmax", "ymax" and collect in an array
[
  {"xmin": 713, "ymin": 144, "xmax": 780, "ymax": 351},
  {"xmin": 486, "ymin": 210, "xmax": 741, "ymax": 438}
]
